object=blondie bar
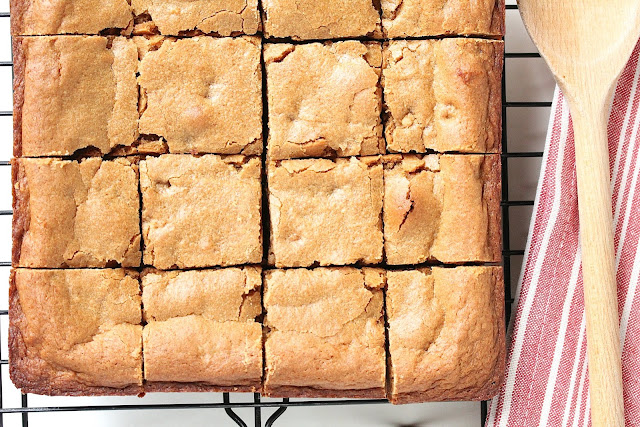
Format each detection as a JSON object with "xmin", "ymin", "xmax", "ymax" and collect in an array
[
  {"xmin": 264, "ymin": 267, "xmax": 386, "ymax": 397},
  {"xmin": 142, "ymin": 267, "xmax": 263, "ymax": 392}
]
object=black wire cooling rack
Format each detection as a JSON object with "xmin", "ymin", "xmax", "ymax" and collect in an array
[{"xmin": 0, "ymin": 3, "xmax": 551, "ymax": 426}]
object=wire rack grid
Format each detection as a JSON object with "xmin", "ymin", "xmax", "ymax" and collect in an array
[{"xmin": 0, "ymin": 2, "xmax": 554, "ymax": 426}]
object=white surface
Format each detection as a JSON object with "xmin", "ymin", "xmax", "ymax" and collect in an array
[{"xmin": 0, "ymin": 0, "xmax": 556, "ymax": 425}]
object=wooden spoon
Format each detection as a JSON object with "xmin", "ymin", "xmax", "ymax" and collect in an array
[{"xmin": 517, "ymin": 1, "xmax": 640, "ymax": 425}]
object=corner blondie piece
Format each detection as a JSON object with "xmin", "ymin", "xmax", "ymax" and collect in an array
[
  {"xmin": 12, "ymin": 158, "xmax": 141, "ymax": 268},
  {"xmin": 141, "ymin": 155, "xmax": 262, "ymax": 269},
  {"xmin": 142, "ymin": 267, "xmax": 263, "ymax": 392},
  {"xmin": 384, "ymin": 154, "xmax": 502, "ymax": 265},
  {"xmin": 262, "ymin": 0, "xmax": 380, "ymax": 40},
  {"xmin": 268, "ymin": 157, "xmax": 383, "ymax": 267},
  {"xmin": 13, "ymin": 36, "xmax": 138, "ymax": 157},
  {"xmin": 386, "ymin": 267, "xmax": 505, "ymax": 404},
  {"xmin": 10, "ymin": 0, "xmax": 133, "ymax": 35},
  {"xmin": 382, "ymin": 39, "xmax": 503, "ymax": 154},
  {"xmin": 138, "ymin": 36, "xmax": 263, "ymax": 155},
  {"xmin": 131, "ymin": 0, "xmax": 260, "ymax": 36},
  {"xmin": 265, "ymin": 42, "xmax": 383, "ymax": 159},
  {"xmin": 382, "ymin": 0, "xmax": 505, "ymax": 38},
  {"xmin": 9, "ymin": 269, "xmax": 143, "ymax": 395},
  {"xmin": 264, "ymin": 267, "xmax": 386, "ymax": 398}
]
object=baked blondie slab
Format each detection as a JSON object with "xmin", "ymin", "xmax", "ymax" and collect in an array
[
  {"xmin": 262, "ymin": 0, "xmax": 381, "ymax": 40},
  {"xmin": 263, "ymin": 267, "xmax": 386, "ymax": 398},
  {"xmin": 382, "ymin": 0, "xmax": 505, "ymax": 38},
  {"xmin": 141, "ymin": 154, "xmax": 262, "ymax": 269},
  {"xmin": 12, "ymin": 157, "xmax": 141, "ymax": 268},
  {"xmin": 383, "ymin": 38, "xmax": 503, "ymax": 154},
  {"xmin": 386, "ymin": 267, "xmax": 505, "ymax": 404},
  {"xmin": 142, "ymin": 267, "xmax": 263, "ymax": 393},
  {"xmin": 268, "ymin": 157, "xmax": 384, "ymax": 268},
  {"xmin": 384, "ymin": 154, "xmax": 502, "ymax": 265},
  {"xmin": 9, "ymin": 268, "xmax": 143, "ymax": 396},
  {"xmin": 265, "ymin": 41, "xmax": 384, "ymax": 160},
  {"xmin": 13, "ymin": 35, "xmax": 138, "ymax": 157},
  {"xmin": 137, "ymin": 36, "xmax": 263, "ymax": 155},
  {"xmin": 10, "ymin": 0, "xmax": 260, "ymax": 36}
]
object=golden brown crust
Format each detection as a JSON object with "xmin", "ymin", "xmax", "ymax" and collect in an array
[
  {"xmin": 11, "ymin": 159, "xmax": 28, "ymax": 267},
  {"xmin": 383, "ymin": 154, "xmax": 502, "ymax": 264},
  {"xmin": 265, "ymin": 41, "xmax": 384, "ymax": 160},
  {"xmin": 12, "ymin": 157, "xmax": 142, "ymax": 268},
  {"xmin": 386, "ymin": 267, "xmax": 505, "ymax": 404},
  {"xmin": 131, "ymin": 0, "xmax": 260, "ymax": 36},
  {"xmin": 382, "ymin": 39, "xmax": 503, "ymax": 154},
  {"xmin": 137, "ymin": 36, "xmax": 263, "ymax": 155},
  {"xmin": 382, "ymin": 0, "xmax": 505, "ymax": 38},
  {"xmin": 262, "ymin": 0, "xmax": 382, "ymax": 40},
  {"xmin": 483, "ymin": 154, "xmax": 504, "ymax": 263},
  {"xmin": 264, "ymin": 385, "xmax": 385, "ymax": 399},
  {"xmin": 268, "ymin": 157, "xmax": 384, "ymax": 267},
  {"xmin": 9, "ymin": 0, "xmax": 27, "ymax": 37},
  {"xmin": 144, "ymin": 382, "xmax": 260, "ymax": 394},
  {"xmin": 141, "ymin": 155, "xmax": 263, "ymax": 269},
  {"xmin": 263, "ymin": 268, "xmax": 386, "ymax": 397},
  {"xmin": 9, "ymin": 269, "xmax": 143, "ymax": 396},
  {"xmin": 12, "ymin": 37, "xmax": 25, "ymax": 158}
]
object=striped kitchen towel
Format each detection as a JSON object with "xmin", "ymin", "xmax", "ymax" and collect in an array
[{"xmin": 487, "ymin": 38, "xmax": 640, "ymax": 426}]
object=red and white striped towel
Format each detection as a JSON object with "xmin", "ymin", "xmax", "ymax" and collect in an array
[{"xmin": 487, "ymin": 38, "xmax": 640, "ymax": 426}]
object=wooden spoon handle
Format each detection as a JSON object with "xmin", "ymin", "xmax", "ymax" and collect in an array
[{"xmin": 572, "ymin": 100, "xmax": 624, "ymax": 427}]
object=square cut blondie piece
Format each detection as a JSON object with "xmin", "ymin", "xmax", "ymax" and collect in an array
[
  {"xmin": 10, "ymin": 269, "xmax": 143, "ymax": 396},
  {"xmin": 264, "ymin": 267, "xmax": 386, "ymax": 398},
  {"xmin": 382, "ymin": 0, "xmax": 505, "ymax": 38},
  {"xmin": 137, "ymin": 36, "xmax": 263, "ymax": 155},
  {"xmin": 386, "ymin": 267, "xmax": 505, "ymax": 404},
  {"xmin": 132, "ymin": 0, "xmax": 260, "ymax": 36},
  {"xmin": 141, "ymin": 155, "xmax": 262, "ymax": 269},
  {"xmin": 262, "ymin": 0, "xmax": 381, "ymax": 40},
  {"xmin": 13, "ymin": 36, "xmax": 138, "ymax": 157},
  {"xmin": 383, "ymin": 154, "xmax": 502, "ymax": 265},
  {"xmin": 10, "ymin": 0, "xmax": 134, "ymax": 35},
  {"xmin": 265, "ymin": 42, "xmax": 383, "ymax": 159},
  {"xmin": 382, "ymin": 39, "xmax": 503, "ymax": 154},
  {"xmin": 268, "ymin": 157, "xmax": 383, "ymax": 268},
  {"xmin": 12, "ymin": 157, "xmax": 141, "ymax": 268},
  {"xmin": 142, "ymin": 267, "xmax": 263, "ymax": 392}
]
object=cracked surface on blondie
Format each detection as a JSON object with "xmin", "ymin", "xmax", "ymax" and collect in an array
[
  {"xmin": 382, "ymin": 38, "xmax": 503, "ymax": 154},
  {"xmin": 268, "ymin": 157, "xmax": 383, "ymax": 268},
  {"xmin": 142, "ymin": 267, "xmax": 262, "ymax": 391},
  {"xmin": 265, "ymin": 41, "xmax": 383, "ymax": 160},
  {"xmin": 12, "ymin": 158, "xmax": 141, "ymax": 268},
  {"xmin": 264, "ymin": 267, "xmax": 386, "ymax": 397},
  {"xmin": 262, "ymin": 0, "xmax": 381, "ymax": 40},
  {"xmin": 141, "ymin": 155, "xmax": 262, "ymax": 269},
  {"xmin": 381, "ymin": 0, "xmax": 504, "ymax": 38},
  {"xmin": 138, "ymin": 36, "xmax": 263, "ymax": 155},
  {"xmin": 383, "ymin": 154, "xmax": 502, "ymax": 264},
  {"xmin": 131, "ymin": 0, "xmax": 259, "ymax": 36},
  {"xmin": 386, "ymin": 267, "xmax": 504, "ymax": 403},
  {"xmin": 15, "ymin": 36, "xmax": 138, "ymax": 157},
  {"xmin": 9, "ymin": 269, "xmax": 143, "ymax": 395}
]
